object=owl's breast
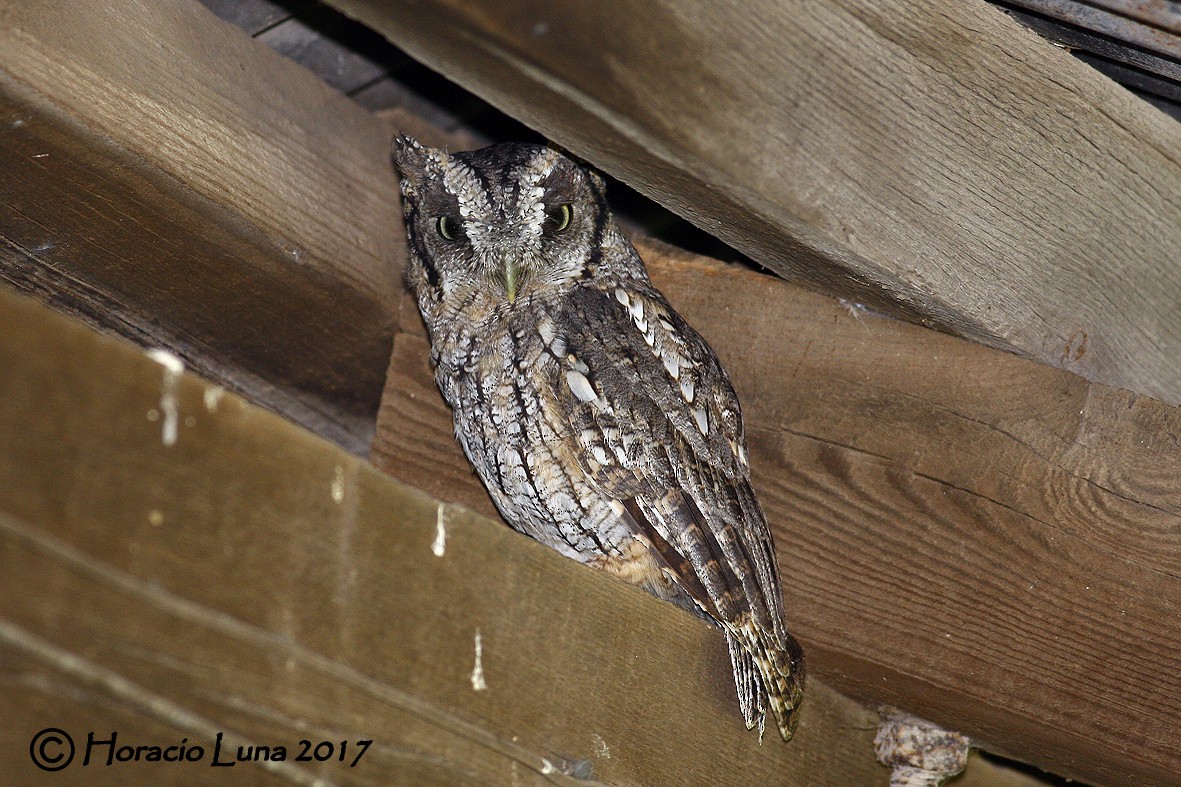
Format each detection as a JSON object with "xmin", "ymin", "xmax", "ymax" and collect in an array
[{"xmin": 431, "ymin": 304, "xmax": 632, "ymax": 563}]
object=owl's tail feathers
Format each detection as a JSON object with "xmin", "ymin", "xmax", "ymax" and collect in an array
[{"xmin": 727, "ymin": 624, "xmax": 806, "ymax": 742}]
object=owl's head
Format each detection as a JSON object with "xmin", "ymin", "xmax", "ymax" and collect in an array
[{"xmin": 393, "ymin": 137, "xmax": 632, "ymax": 326}]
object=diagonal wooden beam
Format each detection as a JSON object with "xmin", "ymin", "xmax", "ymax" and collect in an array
[
  {"xmin": 0, "ymin": 284, "xmax": 938, "ymax": 786},
  {"xmin": 373, "ymin": 233, "xmax": 1181, "ymax": 786},
  {"xmin": 0, "ymin": 0, "xmax": 404, "ymax": 453},
  {"xmin": 329, "ymin": 0, "xmax": 1181, "ymax": 407}
]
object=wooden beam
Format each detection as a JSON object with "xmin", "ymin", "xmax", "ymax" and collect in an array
[
  {"xmin": 373, "ymin": 234, "xmax": 1181, "ymax": 786},
  {"xmin": 0, "ymin": 285, "xmax": 930, "ymax": 786},
  {"xmin": 328, "ymin": 0, "xmax": 1181, "ymax": 406},
  {"xmin": 0, "ymin": 0, "xmax": 404, "ymax": 453}
]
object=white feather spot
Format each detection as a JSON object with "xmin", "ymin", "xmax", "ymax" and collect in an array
[
  {"xmin": 680, "ymin": 378, "xmax": 695, "ymax": 403},
  {"xmin": 566, "ymin": 370, "xmax": 597, "ymax": 402},
  {"xmin": 658, "ymin": 316, "xmax": 675, "ymax": 332},
  {"xmin": 432, "ymin": 503, "xmax": 447, "ymax": 557},
  {"xmin": 643, "ymin": 330, "xmax": 656, "ymax": 347},
  {"xmin": 614, "ymin": 288, "xmax": 630, "ymax": 307},
  {"xmin": 731, "ymin": 439, "xmax": 749, "ymax": 468},
  {"xmin": 694, "ymin": 407, "xmax": 709, "ymax": 435},
  {"xmin": 471, "ymin": 628, "xmax": 487, "ymax": 690},
  {"xmin": 537, "ymin": 317, "xmax": 555, "ymax": 346},
  {"xmin": 627, "ymin": 298, "xmax": 648, "ymax": 332},
  {"xmin": 592, "ymin": 446, "xmax": 611, "ymax": 465},
  {"xmin": 662, "ymin": 351, "xmax": 681, "ymax": 380}
]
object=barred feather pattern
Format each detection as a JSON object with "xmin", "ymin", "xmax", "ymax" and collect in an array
[{"xmin": 393, "ymin": 137, "xmax": 805, "ymax": 740}]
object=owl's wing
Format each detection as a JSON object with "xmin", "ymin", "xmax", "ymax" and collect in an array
[{"xmin": 550, "ymin": 282, "xmax": 804, "ymax": 738}]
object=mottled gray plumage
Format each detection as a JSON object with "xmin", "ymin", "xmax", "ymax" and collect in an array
[{"xmin": 392, "ymin": 137, "xmax": 805, "ymax": 740}]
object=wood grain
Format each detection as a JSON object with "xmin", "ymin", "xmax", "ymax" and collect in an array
[
  {"xmin": 329, "ymin": 0, "xmax": 1181, "ymax": 408},
  {"xmin": 0, "ymin": 285, "xmax": 914, "ymax": 786},
  {"xmin": 372, "ymin": 236, "xmax": 1181, "ymax": 786},
  {"xmin": 0, "ymin": 0, "xmax": 404, "ymax": 453}
]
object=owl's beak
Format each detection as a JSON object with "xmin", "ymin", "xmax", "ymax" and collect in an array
[{"xmin": 501, "ymin": 258, "xmax": 519, "ymax": 304}]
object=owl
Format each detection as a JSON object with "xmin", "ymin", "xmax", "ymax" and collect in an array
[{"xmin": 393, "ymin": 137, "xmax": 805, "ymax": 740}]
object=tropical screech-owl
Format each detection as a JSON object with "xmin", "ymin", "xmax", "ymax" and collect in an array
[{"xmin": 393, "ymin": 137, "xmax": 805, "ymax": 740}]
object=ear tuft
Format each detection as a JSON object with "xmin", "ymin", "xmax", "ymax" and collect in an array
[{"xmin": 392, "ymin": 134, "xmax": 438, "ymax": 186}]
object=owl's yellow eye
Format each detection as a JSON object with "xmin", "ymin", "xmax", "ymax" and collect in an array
[
  {"xmin": 543, "ymin": 203, "xmax": 573, "ymax": 233},
  {"xmin": 436, "ymin": 215, "xmax": 462, "ymax": 241}
]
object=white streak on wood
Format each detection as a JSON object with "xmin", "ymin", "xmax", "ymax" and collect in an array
[
  {"xmin": 471, "ymin": 628, "xmax": 487, "ymax": 690},
  {"xmin": 331, "ymin": 464, "xmax": 345, "ymax": 504},
  {"xmin": 432, "ymin": 503, "xmax": 447, "ymax": 557},
  {"xmin": 203, "ymin": 385, "xmax": 224, "ymax": 413},
  {"xmin": 146, "ymin": 349, "xmax": 182, "ymax": 447}
]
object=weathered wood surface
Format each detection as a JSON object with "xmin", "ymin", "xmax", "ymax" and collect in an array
[
  {"xmin": 0, "ymin": 287, "xmax": 933, "ymax": 786},
  {"xmin": 0, "ymin": 0, "xmax": 404, "ymax": 453},
  {"xmin": 330, "ymin": 0, "xmax": 1181, "ymax": 407},
  {"xmin": 373, "ymin": 231, "xmax": 1181, "ymax": 786}
]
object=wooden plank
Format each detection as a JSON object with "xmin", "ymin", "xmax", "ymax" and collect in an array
[
  {"xmin": 1002, "ymin": 0, "xmax": 1181, "ymax": 60},
  {"xmin": 197, "ymin": 0, "xmax": 300, "ymax": 35},
  {"xmin": 0, "ymin": 0, "xmax": 404, "ymax": 454},
  {"xmin": 0, "ymin": 287, "xmax": 908, "ymax": 786},
  {"xmin": 373, "ymin": 232, "xmax": 1181, "ymax": 786},
  {"xmin": 256, "ymin": 10, "xmax": 388, "ymax": 95},
  {"xmin": 1088, "ymin": 0, "xmax": 1181, "ymax": 34},
  {"xmin": 327, "ymin": 0, "xmax": 1181, "ymax": 407},
  {"xmin": 1001, "ymin": 4, "xmax": 1181, "ymax": 82}
]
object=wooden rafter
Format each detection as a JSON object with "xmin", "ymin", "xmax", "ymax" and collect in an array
[
  {"xmin": 0, "ymin": 284, "xmax": 1052, "ymax": 786},
  {"xmin": 330, "ymin": 0, "xmax": 1181, "ymax": 408},
  {"xmin": 1, "ymin": 0, "xmax": 1176, "ymax": 783},
  {"xmin": 0, "ymin": 0, "xmax": 405, "ymax": 453},
  {"xmin": 374, "ymin": 235, "xmax": 1181, "ymax": 786}
]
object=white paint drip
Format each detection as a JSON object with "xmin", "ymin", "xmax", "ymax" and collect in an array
[
  {"xmin": 471, "ymin": 628, "xmax": 487, "ymax": 691},
  {"xmin": 146, "ymin": 349, "xmax": 183, "ymax": 447},
  {"xmin": 203, "ymin": 385, "xmax": 224, "ymax": 413},
  {"xmin": 540, "ymin": 759, "xmax": 555, "ymax": 775},
  {"xmin": 331, "ymin": 465, "xmax": 345, "ymax": 504},
  {"xmin": 432, "ymin": 504, "xmax": 447, "ymax": 557},
  {"xmin": 591, "ymin": 733, "xmax": 610, "ymax": 759}
]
